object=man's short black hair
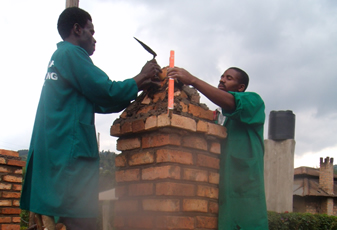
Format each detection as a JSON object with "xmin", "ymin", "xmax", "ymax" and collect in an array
[
  {"xmin": 229, "ymin": 67, "xmax": 249, "ymax": 91},
  {"xmin": 57, "ymin": 7, "xmax": 92, "ymax": 40}
]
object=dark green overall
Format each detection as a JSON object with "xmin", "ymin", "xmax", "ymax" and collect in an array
[
  {"xmin": 20, "ymin": 41, "xmax": 138, "ymax": 218},
  {"xmin": 218, "ymin": 91, "xmax": 269, "ymax": 229}
]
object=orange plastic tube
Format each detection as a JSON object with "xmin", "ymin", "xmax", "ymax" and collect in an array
[{"xmin": 168, "ymin": 50, "xmax": 175, "ymax": 110}]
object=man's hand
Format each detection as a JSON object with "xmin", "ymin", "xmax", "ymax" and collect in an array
[
  {"xmin": 134, "ymin": 59, "xmax": 162, "ymax": 90},
  {"xmin": 167, "ymin": 67, "xmax": 196, "ymax": 86}
]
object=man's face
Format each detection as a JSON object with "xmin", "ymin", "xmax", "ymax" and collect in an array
[
  {"xmin": 218, "ymin": 68, "xmax": 245, "ymax": 92},
  {"xmin": 78, "ymin": 20, "xmax": 96, "ymax": 56}
]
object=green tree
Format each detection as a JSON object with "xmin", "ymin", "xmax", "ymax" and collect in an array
[{"xmin": 99, "ymin": 150, "xmax": 116, "ymax": 192}]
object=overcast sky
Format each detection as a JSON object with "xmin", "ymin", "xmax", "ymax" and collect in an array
[{"xmin": 1, "ymin": 0, "xmax": 336, "ymax": 168}]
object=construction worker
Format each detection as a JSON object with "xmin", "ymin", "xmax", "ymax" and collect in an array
[
  {"xmin": 20, "ymin": 7, "xmax": 161, "ymax": 230},
  {"xmin": 168, "ymin": 67, "xmax": 268, "ymax": 229}
]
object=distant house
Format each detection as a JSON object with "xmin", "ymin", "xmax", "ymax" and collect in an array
[{"xmin": 293, "ymin": 157, "xmax": 337, "ymax": 216}]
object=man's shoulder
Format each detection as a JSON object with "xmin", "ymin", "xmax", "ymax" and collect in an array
[
  {"xmin": 55, "ymin": 41, "xmax": 88, "ymax": 55},
  {"xmin": 230, "ymin": 91, "xmax": 264, "ymax": 102}
]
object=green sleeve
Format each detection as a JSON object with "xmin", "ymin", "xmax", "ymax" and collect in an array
[
  {"xmin": 53, "ymin": 44, "xmax": 138, "ymax": 107},
  {"xmin": 222, "ymin": 91, "xmax": 265, "ymax": 125}
]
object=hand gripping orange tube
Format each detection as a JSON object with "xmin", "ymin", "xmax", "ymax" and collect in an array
[{"xmin": 168, "ymin": 50, "xmax": 175, "ymax": 111}]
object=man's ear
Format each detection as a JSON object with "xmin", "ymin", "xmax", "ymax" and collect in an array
[
  {"xmin": 238, "ymin": 84, "xmax": 246, "ymax": 92},
  {"xmin": 73, "ymin": 23, "xmax": 82, "ymax": 36}
]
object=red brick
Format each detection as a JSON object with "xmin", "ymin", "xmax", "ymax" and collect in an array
[
  {"xmin": 171, "ymin": 114, "xmax": 196, "ymax": 132},
  {"xmin": 2, "ymin": 175, "xmax": 22, "ymax": 183},
  {"xmin": 132, "ymin": 119, "xmax": 145, "ymax": 133},
  {"xmin": 142, "ymin": 165, "xmax": 180, "ymax": 180},
  {"xmin": 121, "ymin": 121, "xmax": 132, "ymax": 134},
  {"xmin": 7, "ymin": 160, "xmax": 25, "ymax": 167},
  {"xmin": 210, "ymin": 142, "xmax": 221, "ymax": 154},
  {"xmin": 115, "ymin": 154, "xmax": 126, "ymax": 167},
  {"xmin": 14, "ymin": 169, "xmax": 22, "ymax": 174},
  {"xmin": 114, "ymin": 200, "xmax": 138, "ymax": 212},
  {"xmin": 12, "ymin": 200, "xmax": 20, "ymax": 207},
  {"xmin": 115, "ymin": 169, "xmax": 140, "ymax": 182},
  {"xmin": 207, "ymin": 122, "xmax": 227, "ymax": 138},
  {"xmin": 0, "ymin": 217, "xmax": 11, "ymax": 223},
  {"xmin": 2, "ymin": 192, "xmax": 20, "ymax": 199},
  {"xmin": 153, "ymin": 90, "xmax": 167, "ymax": 103},
  {"xmin": 156, "ymin": 216, "xmax": 195, "ymax": 229},
  {"xmin": 157, "ymin": 113, "xmax": 170, "ymax": 127},
  {"xmin": 180, "ymin": 101, "xmax": 188, "ymax": 113},
  {"xmin": 196, "ymin": 120, "xmax": 208, "ymax": 133},
  {"xmin": 137, "ymin": 105, "xmax": 154, "ymax": 115},
  {"xmin": 156, "ymin": 149, "xmax": 193, "ymax": 165},
  {"xmin": 117, "ymin": 137, "xmax": 141, "ymax": 151},
  {"xmin": 12, "ymin": 217, "xmax": 21, "ymax": 223},
  {"xmin": 183, "ymin": 168, "xmax": 208, "ymax": 182},
  {"xmin": 115, "ymin": 185, "xmax": 127, "ymax": 198},
  {"xmin": 0, "ymin": 157, "xmax": 6, "ymax": 164},
  {"xmin": 145, "ymin": 115, "xmax": 157, "ymax": 130},
  {"xmin": 183, "ymin": 199, "xmax": 208, "ymax": 212},
  {"xmin": 129, "ymin": 183, "xmax": 153, "ymax": 196},
  {"xmin": 114, "ymin": 215, "xmax": 124, "ymax": 228},
  {"xmin": 0, "ymin": 184, "xmax": 11, "ymax": 190},
  {"xmin": 209, "ymin": 201, "xmax": 219, "ymax": 214},
  {"xmin": 120, "ymin": 110, "xmax": 127, "ymax": 118},
  {"xmin": 129, "ymin": 152, "xmax": 154, "ymax": 166},
  {"xmin": 142, "ymin": 199, "xmax": 180, "ymax": 212},
  {"xmin": 0, "ymin": 149, "xmax": 19, "ymax": 158},
  {"xmin": 196, "ymin": 216, "xmax": 218, "ymax": 229},
  {"xmin": 110, "ymin": 123, "xmax": 121, "ymax": 137},
  {"xmin": 156, "ymin": 182, "xmax": 195, "ymax": 196},
  {"xmin": 182, "ymin": 135, "xmax": 207, "ymax": 150},
  {"xmin": 141, "ymin": 95, "xmax": 152, "ymax": 104},
  {"xmin": 0, "ymin": 200, "xmax": 12, "ymax": 206},
  {"xmin": 197, "ymin": 185, "xmax": 219, "ymax": 199},
  {"xmin": 188, "ymin": 104, "xmax": 213, "ymax": 120},
  {"xmin": 197, "ymin": 154, "xmax": 219, "ymax": 169},
  {"xmin": 142, "ymin": 134, "xmax": 181, "ymax": 149},
  {"xmin": 0, "ymin": 208, "xmax": 21, "ymax": 214},
  {"xmin": 1, "ymin": 224, "xmax": 20, "ymax": 230},
  {"xmin": 209, "ymin": 172, "xmax": 220, "ymax": 184},
  {"xmin": 127, "ymin": 215, "xmax": 154, "ymax": 229},
  {"xmin": 0, "ymin": 166, "xmax": 11, "ymax": 173}
]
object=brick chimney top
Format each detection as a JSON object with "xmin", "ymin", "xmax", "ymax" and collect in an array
[
  {"xmin": 319, "ymin": 156, "xmax": 334, "ymax": 195},
  {"xmin": 320, "ymin": 157, "xmax": 334, "ymax": 165}
]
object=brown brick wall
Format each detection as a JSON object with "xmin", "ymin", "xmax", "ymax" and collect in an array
[
  {"xmin": 0, "ymin": 149, "xmax": 25, "ymax": 230},
  {"xmin": 112, "ymin": 111, "xmax": 226, "ymax": 230}
]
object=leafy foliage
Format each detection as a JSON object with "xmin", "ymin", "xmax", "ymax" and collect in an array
[
  {"xmin": 99, "ymin": 150, "xmax": 116, "ymax": 192},
  {"xmin": 268, "ymin": 211, "xmax": 337, "ymax": 230}
]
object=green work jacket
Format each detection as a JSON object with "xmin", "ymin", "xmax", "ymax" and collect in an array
[
  {"xmin": 20, "ymin": 41, "xmax": 138, "ymax": 218},
  {"xmin": 218, "ymin": 91, "xmax": 269, "ymax": 229}
]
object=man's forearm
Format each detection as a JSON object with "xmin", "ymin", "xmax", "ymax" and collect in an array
[{"xmin": 191, "ymin": 77, "xmax": 236, "ymax": 112}]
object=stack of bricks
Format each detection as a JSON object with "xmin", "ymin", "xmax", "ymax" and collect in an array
[
  {"xmin": 110, "ymin": 84, "xmax": 227, "ymax": 230},
  {"xmin": 319, "ymin": 157, "xmax": 334, "ymax": 215},
  {"xmin": 0, "ymin": 149, "xmax": 25, "ymax": 230}
]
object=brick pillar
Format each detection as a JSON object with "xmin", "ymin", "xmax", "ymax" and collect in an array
[
  {"xmin": 319, "ymin": 157, "xmax": 334, "ymax": 215},
  {"xmin": 111, "ymin": 83, "xmax": 226, "ymax": 230},
  {"xmin": 0, "ymin": 149, "xmax": 26, "ymax": 230}
]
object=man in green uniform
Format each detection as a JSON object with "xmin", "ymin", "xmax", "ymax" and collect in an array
[
  {"xmin": 167, "ymin": 67, "xmax": 268, "ymax": 229},
  {"xmin": 20, "ymin": 7, "xmax": 161, "ymax": 230}
]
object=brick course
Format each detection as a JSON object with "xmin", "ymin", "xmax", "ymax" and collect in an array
[{"xmin": 0, "ymin": 150, "xmax": 24, "ymax": 230}]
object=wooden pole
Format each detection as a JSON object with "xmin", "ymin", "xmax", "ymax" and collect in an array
[{"xmin": 66, "ymin": 0, "xmax": 79, "ymax": 8}]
